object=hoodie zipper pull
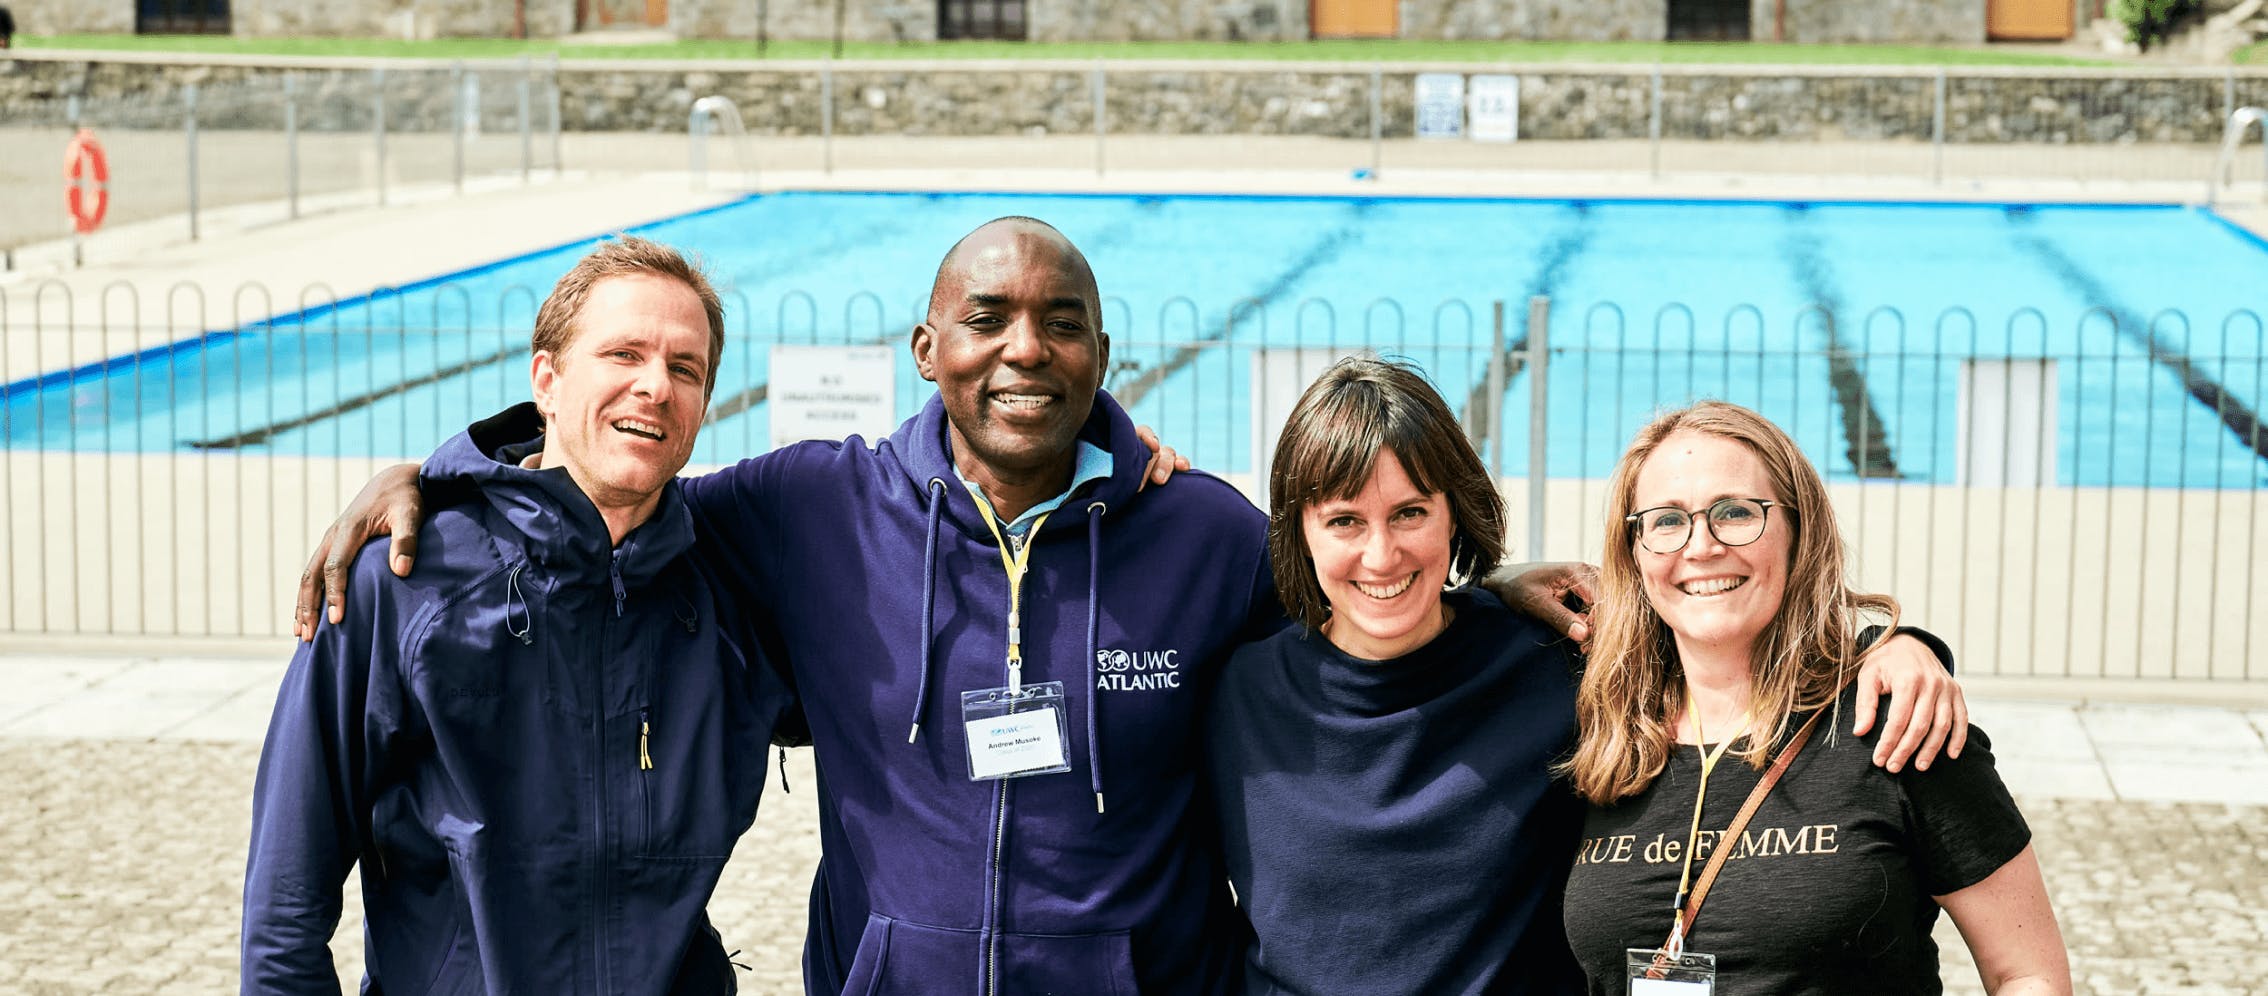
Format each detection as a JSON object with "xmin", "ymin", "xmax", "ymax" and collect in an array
[
  {"xmin": 610, "ymin": 557, "xmax": 627, "ymax": 618},
  {"xmin": 639, "ymin": 708, "xmax": 654, "ymax": 771},
  {"xmin": 777, "ymin": 746, "xmax": 791, "ymax": 794}
]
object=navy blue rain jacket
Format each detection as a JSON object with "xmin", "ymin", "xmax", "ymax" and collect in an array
[{"xmin": 241, "ymin": 405, "xmax": 789, "ymax": 995}]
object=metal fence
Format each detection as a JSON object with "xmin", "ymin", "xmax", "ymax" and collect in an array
[
  {"xmin": 1, "ymin": 59, "xmax": 564, "ymax": 257},
  {"xmin": 3, "ymin": 282, "xmax": 2264, "ymax": 683}
]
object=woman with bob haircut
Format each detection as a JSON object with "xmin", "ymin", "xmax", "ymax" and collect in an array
[
  {"xmin": 1205, "ymin": 362, "xmax": 1962, "ymax": 996},
  {"xmin": 1559, "ymin": 401, "xmax": 2069, "ymax": 995}
]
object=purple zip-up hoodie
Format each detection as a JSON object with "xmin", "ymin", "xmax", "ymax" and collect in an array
[{"xmin": 681, "ymin": 390, "xmax": 1280, "ymax": 995}]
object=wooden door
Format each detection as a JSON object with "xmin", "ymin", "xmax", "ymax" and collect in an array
[
  {"xmin": 1312, "ymin": 0, "xmax": 1395, "ymax": 39},
  {"xmin": 584, "ymin": 0, "xmax": 664, "ymax": 28},
  {"xmin": 1987, "ymin": 0, "xmax": 2073, "ymax": 39}
]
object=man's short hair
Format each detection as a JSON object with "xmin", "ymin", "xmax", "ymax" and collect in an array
[{"xmin": 531, "ymin": 235, "xmax": 727, "ymax": 400}]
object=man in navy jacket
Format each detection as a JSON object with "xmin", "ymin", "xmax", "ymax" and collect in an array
[
  {"xmin": 244, "ymin": 237, "xmax": 789, "ymax": 994},
  {"xmin": 292, "ymin": 218, "xmax": 1965, "ymax": 995}
]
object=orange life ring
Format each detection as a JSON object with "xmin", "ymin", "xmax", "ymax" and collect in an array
[{"xmin": 64, "ymin": 129, "xmax": 110, "ymax": 235}]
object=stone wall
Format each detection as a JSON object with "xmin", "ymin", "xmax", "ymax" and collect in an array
[
  {"xmin": 227, "ymin": 0, "xmax": 575, "ymax": 39},
  {"xmin": 1028, "ymin": 0, "xmax": 1308, "ymax": 42},
  {"xmin": 1400, "ymin": 0, "xmax": 1667, "ymax": 42},
  {"xmin": 1778, "ymin": 0, "xmax": 1985, "ymax": 44},
  {"xmin": 28, "ymin": 0, "xmax": 575, "ymax": 37},
  {"xmin": 670, "ymin": 0, "xmax": 936, "ymax": 43},
  {"xmin": 4, "ymin": 53, "xmax": 2265, "ymax": 147},
  {"xmin": 20, "ymin": 0, "xmax": 134, "ymax": 34}
]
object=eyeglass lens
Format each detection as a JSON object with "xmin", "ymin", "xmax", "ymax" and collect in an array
[{"xmin": 1637, "ymin": 499, "xmax": 1769, "ymax": 554}]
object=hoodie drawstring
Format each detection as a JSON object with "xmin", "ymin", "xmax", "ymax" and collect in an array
[
  {"xmin": 505, "ymin": 562, "xmax": 533, "ymax": 645},
  {"xmin": 908, "ymin": 477, "xmax": 948, "ymax": 745},
  {"xmin": 1084, "ymin": 500, "xmax": 1107, "ymax": 815}
]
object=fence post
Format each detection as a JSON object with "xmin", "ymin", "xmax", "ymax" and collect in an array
[
  {"xmin": 67, "ymin": 95, "xmax": 82, "ymax": 265},
  {"xmin": 451, "ymin": 62, "xmax": 467, "ymax": 195},
  {"xmin": 1525, "ymin": 295, "xmax": 1550, "ymax": 561},
  {"xmin": 1486, "ymin": 300, "xmax": 1507, "ymax": 479},
  {"xmin": 1093, "ymin": 60, "xmax": 1107, "ymax": 176},
  {"xmin": 284, "ymin": 74, "xmax": 300, "ymax": 219},
  {"xmin": 372, "ymin": 67, "xmax": 388, "ymax": 208},
  {"xmin": 1932, "ymin": 67, "xmax": 1947, "ymax": 186},
  {"xmin": 821, "ymin": 61, "xmax": 835, "ymax": 175},
  {"xmin": 1369, "ymin": 65, "xmax": 1384, "ymax": 177},
  {"xmin": 550, "ymin": 53, "xmax": 563, "ymax": 176},
  {"xmin": 1648, "ymin": 66, "xmax": 1663, "ymax": 180},
  {"xmin": 519, "ymin": 56, "xmax": 534, "ymax": 184},
  {"xmin": 186, "ymin": 83, "xmax": 202, "ymax": 241}
]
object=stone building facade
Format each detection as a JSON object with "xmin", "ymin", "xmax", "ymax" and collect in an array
[{"xmin": 24, "ymin": 0, "xmax": 2049, "ymax": 44}]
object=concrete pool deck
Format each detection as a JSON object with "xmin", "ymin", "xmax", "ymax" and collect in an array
[{"xmin": 1, "ymin": 644, "xmax": 2264, "ymax": 994}]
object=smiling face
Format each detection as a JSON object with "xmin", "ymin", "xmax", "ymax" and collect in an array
[
  {"xmin": 913, "ymin": 221, "xmax": 1109, "ymax": 498},
  {"xmin": 1629, "ymin": 429, "xmax": 1792, "ymax": 665},
  {"xmin": 531, "ymin": 272, "xmax": 711, "ymax": 534},
  {"xmin": 1301, "ymin": 449, "xmax": 1455, "ymax": 661}
]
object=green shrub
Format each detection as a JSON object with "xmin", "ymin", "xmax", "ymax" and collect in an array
[{"xmin": 2109, "ymin": 0, "xmax": 2202, "ymax": 51}]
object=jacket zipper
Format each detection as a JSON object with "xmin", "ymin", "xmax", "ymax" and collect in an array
[
  {"xmin": 984, "ymin": 779, "xmax": 1010, "ymax": 996},
  {"xmin": 638, "ymin": 707, "xmax": 654, "ymax": 853},
  {"xmin": 592, "ymin": 605, "xmax": 613, "ymax": 988}
]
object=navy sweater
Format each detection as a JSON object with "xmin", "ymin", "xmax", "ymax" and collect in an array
[{"xmin": 1207, "ymin": 587, "xmax": 1588, "ymax": 996}]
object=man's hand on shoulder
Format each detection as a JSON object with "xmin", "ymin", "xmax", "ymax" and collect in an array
[
  {"xmin": 1482, "ymin": 562, "xmax": 1599, "ymax": 644},
  {"xmin": 294, "ymin": 463, "xmax": 424, "ymax": 641}
]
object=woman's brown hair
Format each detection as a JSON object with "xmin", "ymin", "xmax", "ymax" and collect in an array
[
  {"xmin": 1266, "ymin": 356, "xmax": 1505, "ymax": 632},
  {"xmin": 1564, "ymin": 401, "xmax": 1897, "ymax": 805}
]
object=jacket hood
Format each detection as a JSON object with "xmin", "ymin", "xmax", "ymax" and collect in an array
[
  {"xmin": 887, "ymin": 390, "xmax": 1148, "ymax": 541},
  {"xmin": 424, "ymin": 401, "xmax": 697, "ymax": 591}
]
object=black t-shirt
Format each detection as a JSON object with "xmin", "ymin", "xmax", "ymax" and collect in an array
[
  {"xmin": 1560, "ymin": 683, "xmax": 2030, "ymax": 996},
  {"xmin": 1208, "ymin": 588, "xmax": 1588, "ymax": 996}
]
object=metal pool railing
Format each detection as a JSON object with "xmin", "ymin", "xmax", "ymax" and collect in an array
[{"xmin": 3, "ymin": 282, "xmax": 2264, "ymax": 683}]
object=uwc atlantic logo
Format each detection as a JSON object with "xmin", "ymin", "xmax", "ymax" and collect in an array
[{"xmin": 1094, "ymin": 648, "xmax": 1182, "ymax": 692}]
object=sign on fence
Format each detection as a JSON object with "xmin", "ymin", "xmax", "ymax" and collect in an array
[
  {"xmin": 1414, "ymin": 73, "xmax": 1465, "ymax": 140},
  {"xmin": 768, "ymin": 345, "xmax": 896, "ymax": 448},
  {"xmin": 1956, "ymin": 358, "xmax": 2059, "ymax": 487},
  {"xmin": 1467, "ymin": 75, "xmax": 1519, "ymax": 143}
]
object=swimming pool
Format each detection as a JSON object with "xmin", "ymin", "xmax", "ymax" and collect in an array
[{"xmin": 7, "ymin": 190, "xmax": 2266, "ymax": 487}]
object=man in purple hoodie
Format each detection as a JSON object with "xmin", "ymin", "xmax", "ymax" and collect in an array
[{"xmin": 294, "ymin": 217, "xmax": 1965, "ymax": 995}]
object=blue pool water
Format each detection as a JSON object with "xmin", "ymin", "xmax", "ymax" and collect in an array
[{"xmin": 6, "ymin": 190, "xmax": 2267, "ymax": 486}]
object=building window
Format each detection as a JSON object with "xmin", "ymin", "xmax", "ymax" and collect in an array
[
  {"xmin": 137, "ymin": 0, "xmax": 230, "ymax": 34},
  {"xmin": 939, "ymin": 0, "xmax": 1027, "ymax": 40},
  {"xmin": 1666, "ymin": 0, "xmax": 1749, "ymax": 40}
]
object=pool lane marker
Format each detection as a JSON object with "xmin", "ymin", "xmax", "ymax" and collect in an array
[
  {"xmin": 1110, "ymin": 204, "xmax": 1370, "ymax": 411},
  {"xmin": 184, "ymin": 341, "xmax": 527, "ymax": 451},
  {"xmin": 1457, "ymin": 201, "xmax": 1595, "ymax": 433},
  {"xmin": 2009, "ymin": 212, "xmax": 2268, "ymax": 463},
  {"xmin": 1779, "ymin": 207, "xmax": 1902, "ymax": 479}
]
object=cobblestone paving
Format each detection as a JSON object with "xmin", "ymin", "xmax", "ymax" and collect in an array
[{"xmin": 5, "ymin": 737, "xmax": 2262, "ymax": 995}]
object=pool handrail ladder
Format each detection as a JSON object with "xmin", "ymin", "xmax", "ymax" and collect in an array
[
  {"xmin": 2206, "ymin": 106, "xmax": 2266, "ymax": 208},
  {"xmin": 689, "ymin": 95, "xmax": 758, "ymax": 193}
]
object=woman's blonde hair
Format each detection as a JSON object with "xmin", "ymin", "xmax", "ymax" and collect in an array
[{"xmin": 1564, "ymin": 401, "xmax": 1897, "ymax": 805}]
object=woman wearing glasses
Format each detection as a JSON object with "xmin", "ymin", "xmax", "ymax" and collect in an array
[
  {"xmin": 1206, "ymin": 364, "xmax": 1969, "ymax": 996},
  {"xmin": 1558, "ymin": 401, "xmax": 2069, "ymax": 995}
]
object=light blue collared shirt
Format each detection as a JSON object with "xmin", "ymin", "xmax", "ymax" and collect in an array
[{"xmin": 957, "ymin": 441, "xmax": 1115, "ymax": 539}]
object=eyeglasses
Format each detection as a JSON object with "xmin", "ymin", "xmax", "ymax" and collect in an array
[{"xmin": 1625, "ymin": 498, "xmax": 1787, "ymax": 555}]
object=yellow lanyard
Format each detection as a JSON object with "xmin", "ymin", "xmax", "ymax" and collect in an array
[
  {"xmin": 966, "ymin": 483, "xmax": 1052, "ymax": 695},
  {"xmin": 1670, "ymin": 707, "xmax": 1747, "ymax": 955}
]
